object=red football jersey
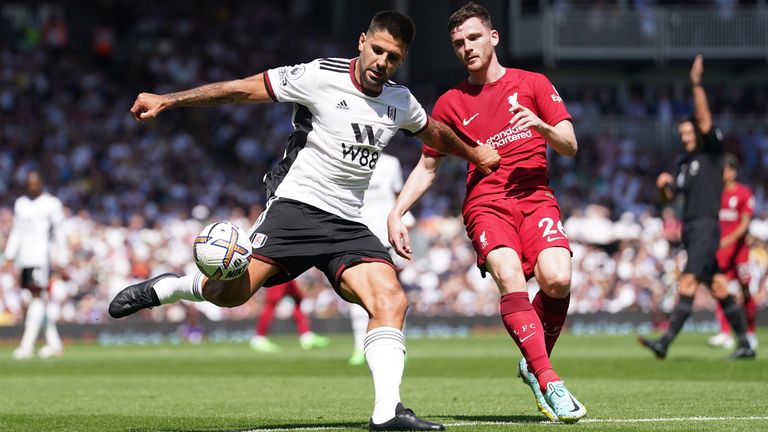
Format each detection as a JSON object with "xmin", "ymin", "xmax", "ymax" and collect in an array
[
  {"xmin": 719, "ymin": 182, "xmax": 754, "ymax": 238},
  {"xmin": 424, "ymin": 68, "xmax": 571, "ymax": 210}
]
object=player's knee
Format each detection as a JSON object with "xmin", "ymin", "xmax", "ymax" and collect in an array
[
  {"xmin": 490, "ymin": 265, "xmax": 526, "ymax": 292},
  {"xmin": 367, "ymin": 283, "xmax": 408, "ymax": 318},
  {"xmin": 540, "ymin": 269, "xmax": 571, "ymax": 297}
]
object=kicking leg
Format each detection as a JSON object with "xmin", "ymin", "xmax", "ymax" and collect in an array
[{"xmin": 109, "ymin": 258, "xmax": 279, "ymax": 318}]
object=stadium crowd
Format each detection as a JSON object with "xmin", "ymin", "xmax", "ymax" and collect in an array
[{"xmin": 1, "ymin": 1, "xmax": 767, "ymax": 325}]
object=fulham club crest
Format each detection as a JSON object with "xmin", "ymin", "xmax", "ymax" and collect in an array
[{"xmin": 387, "ymin": 106, "xmax": 397, "ymax": 121}]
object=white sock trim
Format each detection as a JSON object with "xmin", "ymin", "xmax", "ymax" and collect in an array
[
  {"xmin": 154, "ymin": 273, "xmax": 205, "ymax": 304},
  {"xmin": 364, "ymin": 326, "xmax": 405, "ymax": 353}
]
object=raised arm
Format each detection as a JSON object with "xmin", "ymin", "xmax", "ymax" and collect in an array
[
  {"xmin": 415, "ymin": 117, "xmax": 500, "ymax": 175},
  {"xmin": 690, "ymin": 55, "xmax": 712, "ymax": 135},
  {"xmin": 130, "ymin": 73, "xmax": 272, "ymax": 121},
  {"xmin": 387, "ymin": 154, "xmax": 443, "ymax": 259}
]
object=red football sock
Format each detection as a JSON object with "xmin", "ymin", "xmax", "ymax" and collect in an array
[
  {"xmin": 532, "ymin": 291, "xmax": 570, "ymax": 356},
  {"xmin": 744, "ymin": 297, "xmax": 757, "ymax": 333},
  {"xmin": 256, "ymin": 302, "xmax": 276, "ymax": 336},
  {"xmin": 715, "ymin": 303, "xmax": 731, "ymax": 334},
  {"xmin": 292, "ymin": 304, "xmax": 311, "ymax": 335},
  {"xmin": 500, "ymin": 292, "xmax": 559, "ymax": 392}
]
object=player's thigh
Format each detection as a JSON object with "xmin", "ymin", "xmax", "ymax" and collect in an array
[
  {"xmin": 464, "ymin": 201, "xmax": 524, "ymax": 290},
  {"xmin": 518, "ymin": 195, "xmax": 571, "ymax": 281},
  {"xmin": 533, "ymin": 247, "xmax": 573, "ymax": 297},
  {"xmin": 485, "ymin": 247, "xmax": 527, "ymax": 294},
  {"xmin": 682, "ymin": 219, "xmax": 719, "ymax": 287},
  {"xmin": 337, "ymin": 262, "xmax": 407, "ymax": 328},
  {"xmin": 264, "ymin": 281, "xmax": 290, "ymax": 303}
]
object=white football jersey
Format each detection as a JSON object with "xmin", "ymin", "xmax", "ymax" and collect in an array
[
  {"xmin": 362, "ymin": 153, "xmax": 403, "ymax": 244},
  {"xmin": 5, "ymin": 192, "xmax": 65, "ymax": 268},
  {"xmin": 264, "ymin": 58, "xmax": 428, "ymax": 222}
]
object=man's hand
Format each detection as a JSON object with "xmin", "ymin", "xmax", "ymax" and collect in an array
[
  {"xmin": 656, "ymin": 172, "xmax": 673, "ymax": 189},
  {"xmin": 509, "ymin": 104, "xmax": 545, "ymax": 132},
  {"xmin": 131, "ymin": 92, "xmax": 168, "ymax": 121},
  {"xmin": 690, "ymin": 54, "xmax": 703, "ymax": 86},
  {"xmin": 472, "ymin": 144, "xmax": 500, "ymax": 175},
  {"xmin": 387, "ymin": 213, "xmax": 412, "ymax": 260}
]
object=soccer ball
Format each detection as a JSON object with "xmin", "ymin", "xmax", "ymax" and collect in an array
[{"xmin": 193, "ymin": 221, "xmax": 252, "ymax": 280}]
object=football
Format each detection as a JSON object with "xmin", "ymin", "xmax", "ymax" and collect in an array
[{"xmin": 193, "ymin": 221, "xmax": 252, "ymax": 280}]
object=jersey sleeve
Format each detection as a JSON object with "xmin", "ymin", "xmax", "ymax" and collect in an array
[
  {"xmin": 421, "ymin": 96, "xmax": 450, "ymax": 158},
  {"xmin": 264, "ymin": 60, "xmax": 321, "ymax": 104},
  {"xmin": 399, "ymin": 92, "xmax": 428, "ymax": 137},
  {"xmin": 700, "ymin": 127, "xmax": 724, "ymax": 154},
  {"xmin": 533, "ymin": 73, "xmax": 571, "ymax": 126}
]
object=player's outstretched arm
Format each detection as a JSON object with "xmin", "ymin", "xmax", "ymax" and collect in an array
[
  {"xmin": 130, "ymin": 73, "xmax": 272, "ymax": 121},
  {"xmin": 416, "ymin": 117, "xmax": 500, "ymax": 175},
  {"xmin": 690, "ymin": 55, "xmax": 712, "ymax": 135},
  {"xmin": 387, "ymin": 154, "xmax": 443, "ymax": 260}
]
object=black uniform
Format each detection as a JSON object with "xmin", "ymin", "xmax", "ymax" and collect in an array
[{"xmin": 673, "ymin": 127, "xmax": 724, "ymax": 284}]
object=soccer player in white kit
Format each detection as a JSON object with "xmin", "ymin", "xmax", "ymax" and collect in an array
[
  {"xmin": 110, "ymin": 11, "xmax": 499, "ymax": 430},
  {"xmin": 5, "ymin": 171, "xmax": 66, "ymax": 359}
]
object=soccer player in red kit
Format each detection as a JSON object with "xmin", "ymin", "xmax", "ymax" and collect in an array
[
  {"xmin": 387, "ymin": 2, "xmax": 585, "ymax": 423},
  {"xmin": 709, "ymin": 154, "xmax": 757, "ymax": 350},
  {"xmin": 249, "ymin": 280, "xmax": 330, "ymax": 353}
]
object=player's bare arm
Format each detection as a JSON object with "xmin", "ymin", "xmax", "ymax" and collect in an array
[
  {"xmin": 509, "ymin": 105, "xmax": 577, "ymax": 157},
  {"xmin": 130, "ymin": 73, "xmax": 272, "ymax": 121},
  {"xmin": 720, "ymin": 212, "xmax": 750, "ymax": 249},
  {"xmin": 656, "ymin": 172, "xmax": 674, "ymax": 201},
  {"xmin": 416, "ymin": 117, "xmax": 500, "ymax": 174},
  {"xmin": 690, "ymin": 55, "xmax": 712, "ymax": 134},
  {"xmin": 387, "ymin": 154, "xmax": 443, "ymax": 260}
]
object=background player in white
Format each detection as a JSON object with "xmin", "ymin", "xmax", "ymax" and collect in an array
[
  {"xmin": 109, "ymin": 11, "xmax": 499, "ymax": 430},
  {"xmin": 5, "ymin": 171, "xmax": 66, "ymax": 359},
  {"xmin": 350, "ymin": 152, "xmax": 415, "ymax": 366}
]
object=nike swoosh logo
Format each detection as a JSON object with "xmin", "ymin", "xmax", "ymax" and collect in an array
[
  {"xmin": 519, "ymin": 332, "xmax": 536, "ymax": 343},
  {"xmin": 546, "ymin": 236, "xmax": 565, "ymax": 242},
  {"xmin": 569, "ymin": 395, "xmax": 581, "ymax": 412},
  {"xmin": 462, "ymin": 113, "xmax": 479, "ymax": 126}
]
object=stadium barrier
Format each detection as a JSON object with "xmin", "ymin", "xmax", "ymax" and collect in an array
[{"xmin": 2, "ymin": 311, "xmax": 761, "ymax": 345}]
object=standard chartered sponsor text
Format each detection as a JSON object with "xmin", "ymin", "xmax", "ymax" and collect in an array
[{"xmin": 485, "ymin": 126, "xmax": 532, "ymax": 148}]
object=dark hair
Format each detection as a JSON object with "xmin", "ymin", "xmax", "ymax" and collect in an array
[
  {"xmin": 448, "ymin": 2, "xmax": 492, "ymax": 32},
  {"xmin": 724, "ymin": 153, "xmax": 739, "ymax": 171},
  {"xmin": 368, "ymin": 10, "xmax": 415, "ymax": 46}
]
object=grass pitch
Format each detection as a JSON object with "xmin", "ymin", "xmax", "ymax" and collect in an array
[{"xmin": 1, "ymin": 330, "xmax": 766, "ymax": 431}]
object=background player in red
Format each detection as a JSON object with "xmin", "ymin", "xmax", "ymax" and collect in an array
[
  {"xmin": 709, "ymin": 154, "xmax": 757, "ymax": 350},
  {"xmin": 249, "ymin": 280, "xmax": 330, "ymax": 353},
  {"xmin": 388, "ymin": 2, "xmax": 584, "ymax": 423}
]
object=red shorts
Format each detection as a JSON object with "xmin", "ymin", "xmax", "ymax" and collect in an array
[
  {"xmin": 463, "ymin": 190, "xmax": 571, "ymax": 280},
  {"xmin": 265, "ymin": 280, "xmax": 303, "ymax": 303},
  {"xmin": 716, "ymin": 243, "xmax": 750, "ymax": 284}
]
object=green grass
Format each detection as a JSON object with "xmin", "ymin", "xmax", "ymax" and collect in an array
[{"xmin": 1, "ymin": 330, "xmax": 767, "ymax": 431}]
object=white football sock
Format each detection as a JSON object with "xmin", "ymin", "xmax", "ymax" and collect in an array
[
  {"xmin": 365, "ymin": 326, "xmax": 405, "ymax": 424},
  {"xmin": 350, "ymin": 304, "xmax": 369, "ymax": 351},
  {"xmin": 19, "ymin": 298, "xmax": 45, "ymax": 352},
  {"xmin": 44, "ymin": 301, "xmax": 62, "ymax": 349},
  {"xmin": 153, "ymin": 272, "xmax": 206, "ymax": 304}
]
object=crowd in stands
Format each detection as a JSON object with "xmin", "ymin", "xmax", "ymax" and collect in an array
[{"xmin": 1, "ymin": 1, "xmax": 767, "ymax": 325}]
